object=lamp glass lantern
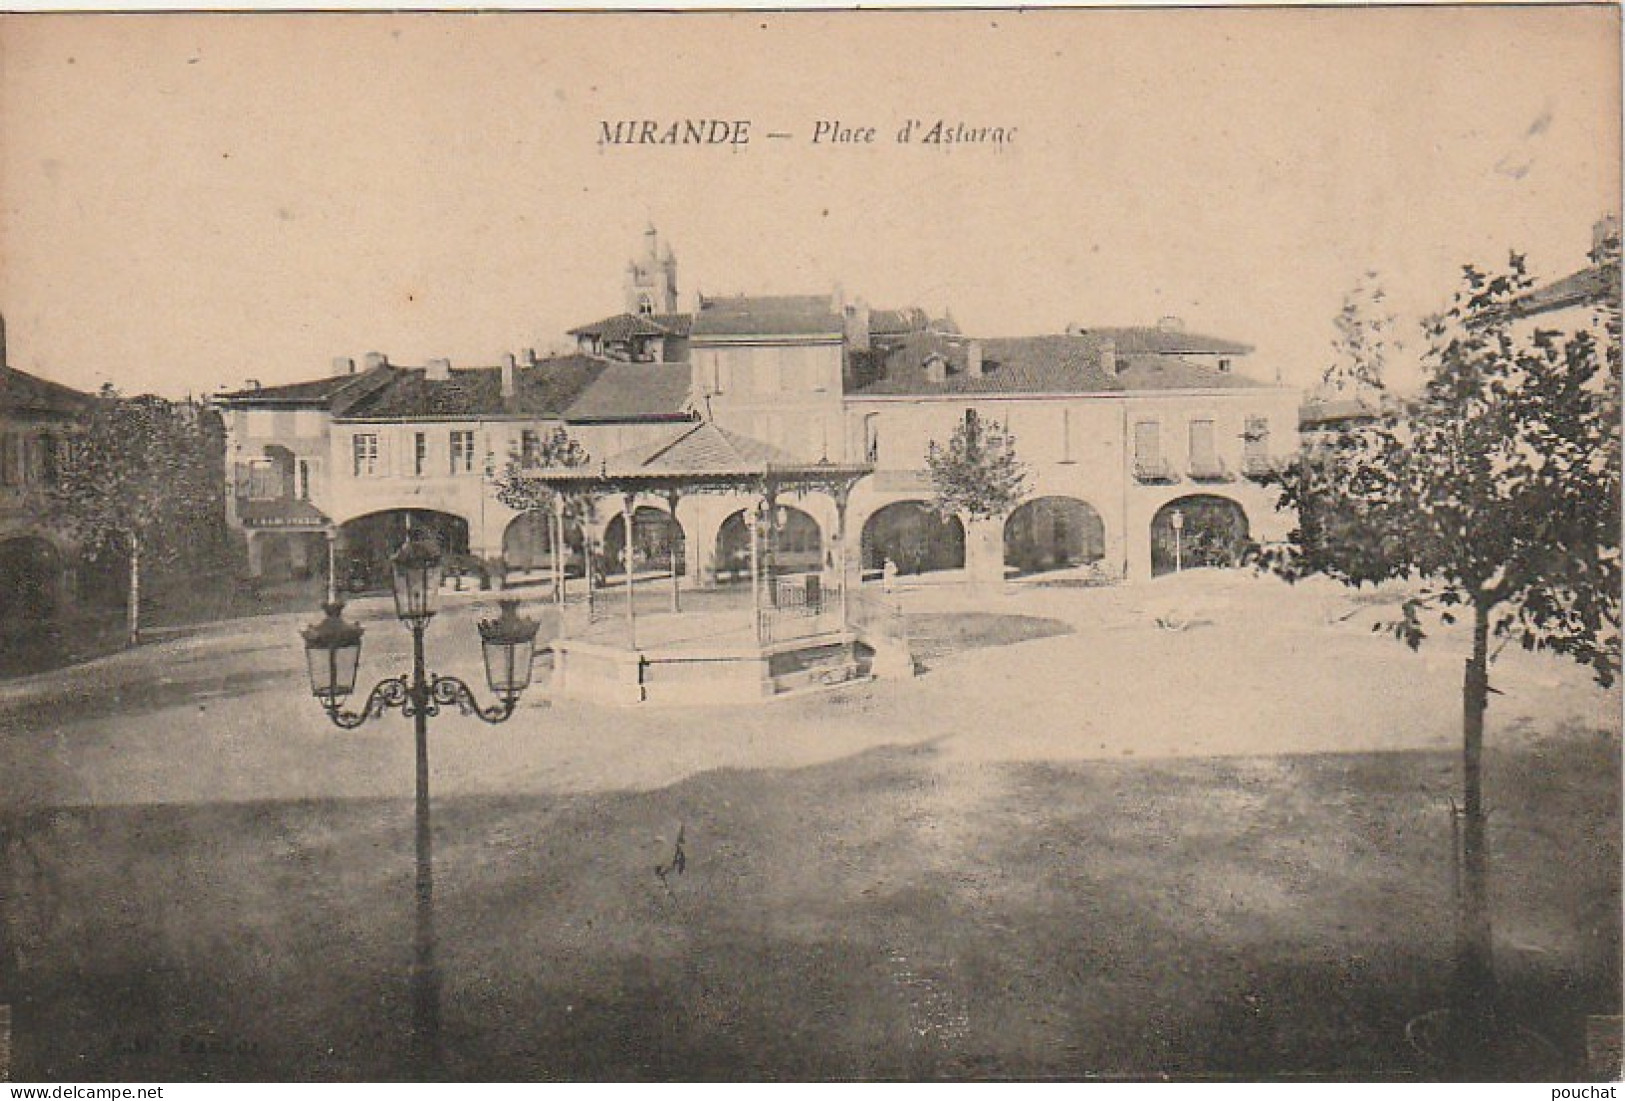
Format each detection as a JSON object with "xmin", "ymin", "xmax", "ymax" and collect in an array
[
  {"xmin": 301, "ymin": 602, "xmax": 365, "ymax": 702},
  {"xmin": 392, "ymin": 533, "xmax": 444, "ymax": 622},
  {"xmin": 478, "ymin": 599, "xmax": 541, "ymax": 697}
]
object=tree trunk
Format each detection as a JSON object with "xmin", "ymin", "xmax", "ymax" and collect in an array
[
  {"xmin": 126, "ymin": 539, "xmax": 142, "ymax": 647},
  {"xmin": 1449, "ymin": 599, "xmax": 1496, "ymax": 1067}
]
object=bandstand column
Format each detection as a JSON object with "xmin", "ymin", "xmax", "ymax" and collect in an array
[
  {"xmin": 666, "ymin": 489, "xmax": 682, "ymax": 613},
  {"xmin": 832, "ymin": 484, "xmax": 852, "ymax": 630},
  {"xmin": 552, "ymin": 496, "xmax": 567, "ymax": 607},
  {"xmin": 622, "ymin": 491, "xmax": 638, "ymax": 648},
  {"xmin": 325, "ymin": 529, "xmax": 338, "ymax": 604},
  {"xmin": 747, "ymin": 503, "xmax": 762, "ymax": 643}
]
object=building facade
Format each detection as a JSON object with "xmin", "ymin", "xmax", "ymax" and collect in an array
[
  {"xmin": 0, "ymin": 314, "xmax": 94, "ymax": 626},
  {"xmin": 218, "ymin": 233, "xmax": 1301, "ymax": 589}
]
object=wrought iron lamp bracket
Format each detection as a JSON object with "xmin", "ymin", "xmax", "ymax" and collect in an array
[{"xmin": 321, "ymin": 673, "xmax": 518, "ymax": 728}]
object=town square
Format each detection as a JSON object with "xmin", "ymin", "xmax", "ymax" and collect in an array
[{"xmin": 0, "ymin": 8, "xmax": 1618, "ymax": 1085}]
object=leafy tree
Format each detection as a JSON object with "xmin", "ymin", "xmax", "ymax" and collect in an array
[
  {"xmin": 926, "ymin": 412, "xmax": 1028, "ymax": 522},
  {"xmin": 1321, "ymin": 271, "xmax": 1397, "ymax": 399},
  {"xmin": 1263, "ymin": 241, "xmax": 1621, "ymax": 1062},
  {"xmin": 44, "ymin": 387, "xmax": 224, "ymax": 645},
  {"xmin": 490, "ymin": 426, "xmax": 592, "ymax": 593}
]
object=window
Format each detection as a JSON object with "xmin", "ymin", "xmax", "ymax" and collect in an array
[
  {"xmin": 1060, "ymin": 409, "xmax": 1074, "ymax": 463},
  {"xmin": 520, "ymin": 429, "xmax": 541, "ymax": 467},
  {"xmin": 1189, "ymin": 419, "xmax": 1222, "ymax": 479},
  {"xmin": 1, "ymin": 433, "xmax": 20, "ymax": 486},
  {"xmin": 247, "ymin": 460, "xmax": 280, "ymax": 500},
  {"xmin": 38, "ymin": 433, "xmax": 58, "ymax": 485},
  {"xmin": 637, "ymin": 293, "xmax": 654, "ymax": 316},
  {"xmin": 863, "ymin": 413, "xmax": 881, "ymax": 463},
  {"xmin": 1133, "ymin": 420, "xmax": 1170, "ymax": 482},
  {"xmin": 964, "ymin": 408, "xmax": 980, "ymax": 438},
  {"xmin": 450, "ymin": 430, "xmax": 475, "ymax": 475},
  {"xmin": 1243, "ymin": 415, "xmax": 1271, "ymax": 473},
  {"xmin": 296, "ymin": 459, "xmax": 313, "ymax": 501},
  {"xmin": 414, "ymin": 432, "xmax": 428, "ymax": 477},
  {"xmin": 1134, "ymin": 421, "xmax": 1160, "ymax": 464},
  {"xmin": 352, "ymin": 433, "xmax": 380, "ymax": 478},
  {"xmin": 1218, "ymin": 357, "xmax": 1233, "ymax": 373}
]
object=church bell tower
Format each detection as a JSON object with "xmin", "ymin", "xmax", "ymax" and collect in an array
[{"xmin": 624, "ymin": 225, "xmax": 679, "ymax": 315}]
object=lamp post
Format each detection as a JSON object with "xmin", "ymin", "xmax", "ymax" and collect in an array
[
  {"xmin": 300, "ymin": 533, "xmax": 539, "ymax": 1076},
  {"xmin": 1171, "ymin": 509, "xmax": 1185, "ymax": 574}
]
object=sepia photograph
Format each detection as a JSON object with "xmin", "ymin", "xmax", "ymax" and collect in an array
[{"xmin": 0, "ymin": 5, "xmax": 1619, "ymax": 1085}]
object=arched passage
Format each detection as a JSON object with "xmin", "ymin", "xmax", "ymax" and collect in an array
[
  {"xmin": 337, "ymin": 509, "xmax": 470, "ymax": 592},
  {"xmin": 501, "ymin": 511, "xmax": 586, "ymax": 576},
  {"xmin": 604, "ymin": 505, "xmax": 686, "ymax": 576},
  {"xmin": 0, "ymin": 536, "xmax": 64, "ymax": 621},
  {"xmin": 1151, "ymin": 495, "xmax": 1250, "ymax": 577},
  {"xmin": 714, "ymin": 505, "xmax": 822, "ymax": 584},
  {"xmin": 1004, "ymin": 496, "xmax": 1106, "ymax": 575},
  {"xmin": 860, "ymin": 501, "xmax": 966, "ymax": 576}
]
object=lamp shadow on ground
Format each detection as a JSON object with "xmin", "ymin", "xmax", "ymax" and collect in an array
[{"xmin": 2, "ymin": 730, "xmax": 1615, "ymax": 1081}]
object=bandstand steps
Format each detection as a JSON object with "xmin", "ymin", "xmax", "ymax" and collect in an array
[{"xmin": 768, "ymin": 641, "xmax": 862, "ymax": 695}]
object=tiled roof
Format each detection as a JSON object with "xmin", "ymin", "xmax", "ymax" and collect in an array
[
  {"xmin": 563, "ymin": 362, "xmax": 693, "ymax": 422},
  {"xmin": 1069, "ymin": 327, "xmax": 1255, "ymax": 356},
  {"xmin": 691, "ymin": 294, "xmax": 843, "ymax": 338},
  {"xmin": 604, "ymin": 421, "xmax": 801, "ymax": 474},
  {"xmin": 1507, "ymin": 263, "xmax": 1619, "ymax": 318},
  {"xmin": 335, "ymin": 356, "xmax": 607, "ymax": 420},
  {"xmin": 217, "ymin": 369, "xmax": 385, "ymax": 405},
  {"xmin": 869, "ymin": 307, "xmax": 930, "ymax": 336},
  {"xmin": 850, "ymin": 332, "xmax": 1276, "ymax": 397},
  {"xmin": 0, "ymin": 366, "xmax": 93, "ymax": 417},
  {"xmin": 567, "ymin": 312, "xmax": 693, "ymax": 340}
]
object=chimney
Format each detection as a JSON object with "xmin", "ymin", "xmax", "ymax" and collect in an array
[
  {"xmin": 500, "ymin": 353, "xmax": 517, "ymax": 399},
  {"xmin": 426, "ymin": 357, "xmax": 451, "ymax": 382},
  {"xmin": 924, "ymin": 353, "xmax": 947, "ymax": 385},
  {"xmin": 965, "ymin": 340, "xmax": 984, "ymax": 378},
  {"xmin": 363, "ymin": 351, "xmax": 389, "ymax": 372},
  {"xmin": 521, "ymin": 347, "xmax": 538, "ymax": 368},
  {"xmin": 844, "ymin": 297, "xmax": 872, "ymax": 352},
  {"xmin": 1099, "ymin": 339, "xmax": 1118, "ymax": 377},
  {"xmin": 1593, "ymin": 214, "xmax": 1621, "ymax": 254},
  {"xmin": 332, "ymin": 356, "xmax": 355, "ymax": 377}
]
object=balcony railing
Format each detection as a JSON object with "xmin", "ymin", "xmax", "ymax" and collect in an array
[
  {"xmin": 1133, "ymin": 456, "xmax": 1178, "ymax": 485},
  {"xmin": 1188, "ymin": 456, "xmax": 1233, "ymax": 483}
]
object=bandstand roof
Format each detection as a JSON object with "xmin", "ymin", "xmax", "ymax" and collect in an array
[{"xmin": 519, "ymin": 421, "xmax": 871, "ymax": 494}]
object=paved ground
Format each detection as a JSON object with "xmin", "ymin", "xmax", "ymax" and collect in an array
[{"xmin": 0, "ymin": 571, "xmax": 1618, "ymax": 1079}]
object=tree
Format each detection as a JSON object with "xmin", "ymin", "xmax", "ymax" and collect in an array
[
  {"xmin": 1262, "ymin": 241, "xmax": 1621, "ymax": 1064},
  {"xmin": 44, "ymin": 388, "xmax": 224, "ymax": 645},
  {"xmin": 926, "ymin": 412, "xmax": 1028, "ymax": 522},
  {"xmin": 490, "ymin": 426, "xmax": 591, "ymax": 596},
  {"xmin": 1321, "ymin": 271, "xmax": 1397, "ymax": 399}
]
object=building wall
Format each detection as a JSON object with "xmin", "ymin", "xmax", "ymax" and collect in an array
[
  {"xmin": 692, "ymin": 339, "xmax": 847, "ymax": 461},
  {"xmin": 844, "ymin": 386, "xmax": 1300, "ymax": 579},
  {"xmin": 225, "ymin": 407, "xmax": 331, "ymax": 525}
]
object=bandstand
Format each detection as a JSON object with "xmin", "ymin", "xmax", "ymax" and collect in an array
[{"xmin": 515, "ymin": 422, "xmax": 910, "ymax": 705}]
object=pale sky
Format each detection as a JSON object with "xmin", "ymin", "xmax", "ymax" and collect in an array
[{"xmin": 0, "ymin": 8, "xmax": 1618, "ymax": 399}]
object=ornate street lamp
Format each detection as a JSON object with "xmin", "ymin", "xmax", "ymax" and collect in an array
[
  {"xmin": 300, "ymin": 534, "xmax": 539, "ymax": 1075},
  {"xmin": 1171, "ymin": 509, "xmax": 1185, "ymax": 574}
]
